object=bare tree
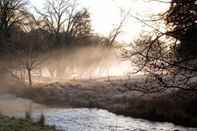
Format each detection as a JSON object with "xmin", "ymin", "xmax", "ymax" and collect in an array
[
  {"xmin": 0, "ymin": 0, "xmax": 28, "ymax": 53},
  {"xmin": 107, "ymin": 9, "xmax": 129, "ymax": 48},
  {"xmin": 0, "ymin": 0, "xmax": 28, "ymax": 35},
  {"xmin": 36, "ymin": 0, "xmax": 79, "ymax": 46},
  {"xmin": 5, "ymin": 40, "xmax": 45, "ymax": 88},
  {"xmin": 37, "ymin": 0, "xmax": 92, "ymax": 47},
  {"xmin": 19, "ymin": 47, "xmax": 38, "ymax": 87},
  {"xmin": 12, "ymin": 16, "xmax": 48, "ymax": 87},
  {"xmin": 35, "ymin": 0, "xmax": 93, "ymax": 79},
  {"xmin": 68, "ymin": 8, "xmax": 91, "ymax": 39},
  {"xmin": 123, "ymin": 32, "xmax": 197, "ymax": 93},
  {"xmin": 16, "ymin": 37, "xmax": 47, "ymax": 87},
  {"xmin": 121, "ymin": 0, "xmax": 197, "ymax": 95}
]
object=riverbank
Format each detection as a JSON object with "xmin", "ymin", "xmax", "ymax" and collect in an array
[
  {"xmin": 0, "ymin": 115, "xmax": 56, "ymax": 131},
  {"xmin": 6, "ymin": 78, "xmax": 197, "ymax": 128}
]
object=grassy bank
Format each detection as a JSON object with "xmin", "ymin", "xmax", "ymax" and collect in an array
[
  {"xmin": 106, "ymin": 91, "xmax": 197, "ymax": 127},
  {"xmin": 11, "ymin": 79, "xmax": 197, "ymax": 128},
  {"xmin": 0, "ymin": 115, "xmax": 56, "ymax": 131}
]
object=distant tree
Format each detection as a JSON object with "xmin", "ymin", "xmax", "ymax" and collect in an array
[
  {"xmin": 18, "ymin": 46, "xmax": 40, "ymax": 87},
  {"xmin": 69, "ymin": 8, "xmax": 91, "ymax": 39},
  {"xmin": 36, "ymin": 0, "xmax": 77, "ymax": 47},
  {"xmin": 36, "ymin": 0, "xmax": 92, "ymax": 79},
  {"xmin": 0, "ymin": 0, "xmax": 28, "ymax": 52},
  {"xmin": 105, "ymin": 9, "xmax": 129, "ymax": 48},
  {"xmin": 0, "ymin": 0, "xmax": 27, "ymax": 36},
  {"xmin": 11, "ymin": 16, "xmax": 48, "ymax": 87},
  {"xmin": 107, "ymin": 16, "xmax": 125, "ymax": 48},
  {"xmin": 65, "ymin": 8, "xmax": 92, "ymax": 47},
  {"xmin": 5, "ymin": 31, "xmax": 45, "ymax": 87},
  {"xmin": 34, "ymin": 0, "xmax": 76, "ymax": 78},
  {"xmin": 37, "ymin": 0, "xmax": 92, "ymax": 47},
  {"xmin": 16, "ymin": 33, "xmax": 47, "ymax": 87}
]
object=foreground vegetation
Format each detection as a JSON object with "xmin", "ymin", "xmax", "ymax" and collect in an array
[
  {"xmin": 111, "ymin": 91, "xmax": 197, "ymax": 127},
  {"xmin": 0, "ymin": 115, "xmax": 56, "ymax": 131}
]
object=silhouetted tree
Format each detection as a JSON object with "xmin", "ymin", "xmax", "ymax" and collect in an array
[
  {"xmin": 0, "ymin": 0, "xmax": 28, "ymax": 52},
  {"xmin": 0, "ymin": 0, "xmax": 27, "ymax": 34},
  {"xmin": 165, "ymin": 0, "xmax": 197, "ymax": 58},
  {"xmin": 36, "ymin": 0, "xmax": 93, "ymax": 78},
  {"xmin": 64, "ymin": 8, "xmax": 92, "ymax": 47},
  {"xmin": 37, "ymin": 0, "xmax": 77, "ymax": 47},
  {"xmin": 69, "ymin": 9, "xmax": 91, "ymax": 38},
  {"xmin": 16, "ymin": 34, "xmax": 46, "ymax": 87},
  {"xmin": 105, "ymin": 9, "xmax": 129, "ymax": 48},
  {"xmin": 9, "ymin": 15, "xmax": 49, "ymax": 87},
  {"xmin": 124, "ymin": 0, "xmax": 197, "ymax": 93}
]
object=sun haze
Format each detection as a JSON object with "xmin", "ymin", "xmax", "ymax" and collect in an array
[{"xmin": 30, "ymin": 0, "xmax": 170, "ymax": 43}]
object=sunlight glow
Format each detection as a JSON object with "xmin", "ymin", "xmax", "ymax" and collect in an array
[{"xmin": 30, "ymin": 0, "xmax": 170, "ymax": 43}]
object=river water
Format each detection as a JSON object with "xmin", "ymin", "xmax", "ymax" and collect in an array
[{"xmin": 0, "ymin": 94, "xmax": 196, "ymax": 131}]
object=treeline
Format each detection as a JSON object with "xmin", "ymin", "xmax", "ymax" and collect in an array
[
  {"xmin": 0, "ymin": 0, "xmax": 124, "ymax": 87},
  {"xmin": 0, "ymin": 0, "xmax": 121, "ymax": 56}
]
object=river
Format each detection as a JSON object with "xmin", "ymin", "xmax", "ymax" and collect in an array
[{"xmin": 0, "ymin": 94, "xmax": 196, "ymax": 131}]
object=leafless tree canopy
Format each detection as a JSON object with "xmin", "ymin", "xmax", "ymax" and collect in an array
[
  {"xmin": 123, "ymin": 0, "xmax": 197, "ymax": 93},
  {"xmin": 0, "ymin": 0, "xmax": 28, "ymax": 34}
]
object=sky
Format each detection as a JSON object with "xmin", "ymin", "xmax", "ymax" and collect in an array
[{"xmin": 29, "ymin": 0, "xmax": 170, "ymax": 43}]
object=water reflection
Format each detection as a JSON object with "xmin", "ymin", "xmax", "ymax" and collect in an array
[{"xmin": 0, "ymin": 94, "xmax": 46, "ymax": 117}]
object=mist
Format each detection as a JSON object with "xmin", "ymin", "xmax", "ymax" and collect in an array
[{"xmin": 0, "ymin": 46, "xmax": 133, "ymax": 86}]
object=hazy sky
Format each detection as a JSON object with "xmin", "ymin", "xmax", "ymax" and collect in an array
[{"xmin": 29, "ymin": 0, "xmax": 170, "ymax": 43}]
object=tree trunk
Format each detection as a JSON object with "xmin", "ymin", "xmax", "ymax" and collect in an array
[
  {"xmin": 27, "ymin": 69, "xmax": 32, "ymax": 88},
  {"xmin": 195, "ymin": 92, "xmax": 197, "ymax": 108}
]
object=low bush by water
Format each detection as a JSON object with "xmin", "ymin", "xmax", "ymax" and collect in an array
[{"xmin": 0, "ymin": 115, "xmax": 56, "ymax": 131}]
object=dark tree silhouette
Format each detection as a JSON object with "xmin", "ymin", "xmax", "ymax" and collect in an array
[
  {"xmin": 124, "ymin": 0, "xmax": 197, "ymax": 93},
  {"xmin": 0, "ymin": 0, "xmax": 28, "ymax": 52},
  {"xmin": 36, "ymin": 0, "xmax": 73, "ymax": 47},
  {"xmin": 165, "ymin": 0, "xmax": 197, "ymax": 58},
  {"xmin": 69, "ymin": 8, "xmax": 91, "ymax": 39},
  {"xmin": 64, "ymin": 8, "xmax": 92, "ymax": 47},
  {"xmin": 0, "ymin": 0, "xmax": 27, "ymax": 34}
]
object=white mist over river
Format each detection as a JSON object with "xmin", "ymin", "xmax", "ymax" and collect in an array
[{"xmin": 0, "ymin": 94, "xmax": 196, "ymax": 131}]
